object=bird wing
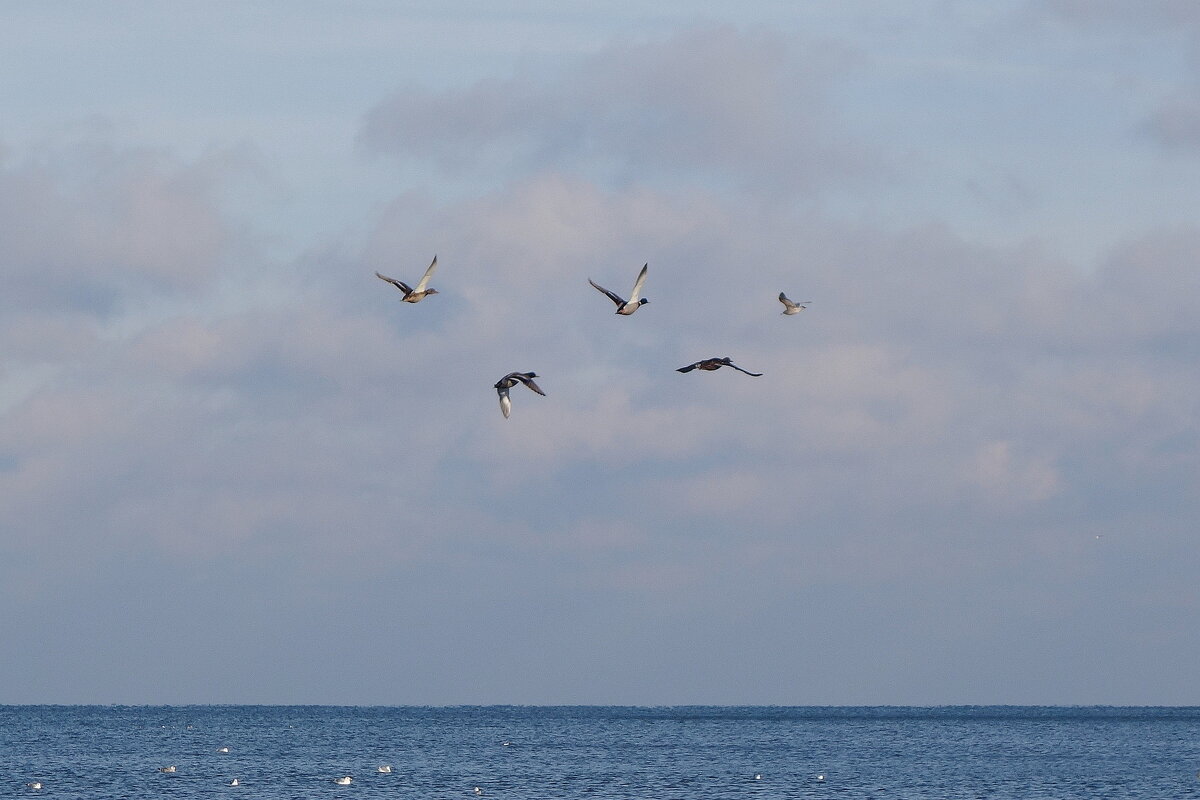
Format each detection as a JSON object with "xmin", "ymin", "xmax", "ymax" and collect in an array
[
  {"xmin": 498, "ymin": 389, "xmax": 512, "ymax": 419},
  {"xmin": 627, "ymin": 263, "xmax": 648, "ymax": 303},
  {"xmin": 517, "ymin": 374, "xmax": 546, "ymax": 395},
  {"xmin": 376, "ymin": 272, "xmax": 412, "ymax": 294},
  {"xmin": 588, "ymin": 278, "xmax": 625, "ymax": 307},
  {"xmin": 728, "ymin": 362, "xmax": 764, "ymax": 377},
  {"xmin": 413, "ymin": 255, "xmax": 438, "ymax": 292},
  {"xmin": 676, "ymin": 362, "xmax": 700, "ymax": 373},
  {"xmin": 778, "ymin": 292, "xmax": 796, "ymax": 310}
]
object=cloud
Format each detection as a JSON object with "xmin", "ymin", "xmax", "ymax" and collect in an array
[
  {"xmin": 4, "ymin": 16, "xmax": 1200, "ymax": 703},
  {"xmin": 1032, "ymin": 0, "xmax": 1200, "ymax": 153},
  {"xmin": 0, "ymin": 136, "xmax": 254, "ymax": 316},
  {"xmin": 359, "ymin": 25, "xmax": 871, "ymax": 194}
]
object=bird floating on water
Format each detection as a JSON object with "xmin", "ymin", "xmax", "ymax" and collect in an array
[
  {"xmin": 473, "ymin": 787, "xmax": 484, "ymax": 795},
  {"xmin": 229, "ymin": 778, "xmax": 240, "ymax": 786},
  {"xmin": 375, "ymin": 255, "xmax": 439, "ymax": 303},
  {"xmin": 377, "ymin": 765, "xmax": 393, "ymax": 774},
  {"xmin": 159, "ymin": 766, "xmax": 177, "ymax": 774},
  {"xmin": 778, "ymin": 293, "xmax": 811, "ymax": 315},
  {"xmin": 216, "ymin": 746, "xmax": 230, "ymax": 753},
  {"xmin": 26, "ymin": 782, "xmax": 42, "ymax": 790},
  {"xmin": 334, "ymin": 776, "xmax": 353, "ymax": 785},
  {"xmin": 676, "ymin": 357, "xmax": 763, "ymax": 377},
  {"xmin": 589, "ymin": 263, "xmax": 649, "ymax": 315},
  {"xmin": 494, "ymin": 372, "xmax": 546, "ymax": 418}
]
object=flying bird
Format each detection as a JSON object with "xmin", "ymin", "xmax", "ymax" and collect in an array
[
  {"xmin": 494, "ymin": 372, "xmax": 546, "ymax": 418},
  {"xmin": 375, "ymin": 255, "xmax": 439, "ymax": 303},
  {"xmin": 778, "ymin": 293, "xmax": 811, "ymax": 315},
  {"xmin": 589, "ymin": 263, "xmax": 649, "ymax": 315},
  {"xmin": 676, "ymin": 357, "xmax": 763, "ymax": 377}
]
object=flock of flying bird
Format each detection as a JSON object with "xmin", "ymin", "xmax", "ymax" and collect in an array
[{"xmin": 375, "ymin": 257, "xmax": 810, "ymax": 418}]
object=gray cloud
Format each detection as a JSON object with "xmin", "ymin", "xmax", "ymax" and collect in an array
[
  {"xmin": 9, "ymin": 148, "xmax": 1199, "ymax": 701},
  {"xmin": 359, "ymin": 25, "xmax": 871, "ymax": 194},
  {"xmin": 1033, "ymin": 0, "xmax": 1200, "ymax": 153},
  {"xmin": 3, "ymin": 14, "xmax": 1200, "ymax": 703},
  {"xmin": 0, "ymin": 137, "xmax": 253, "ymax": 317}
]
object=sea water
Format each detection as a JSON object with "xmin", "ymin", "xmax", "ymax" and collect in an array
[{"xmin": 3, "ymin": 706, "xmax": 1199, "ymax": 799}]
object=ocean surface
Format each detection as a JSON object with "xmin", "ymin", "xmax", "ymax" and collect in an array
[{"xmin": 3, "ymin": 706, "xmax": 1199, "ymax": 799}]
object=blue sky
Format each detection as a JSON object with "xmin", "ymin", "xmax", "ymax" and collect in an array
[{"xmin": 2, "ymin": 0, "xmax": 1199, "ymax": 704}]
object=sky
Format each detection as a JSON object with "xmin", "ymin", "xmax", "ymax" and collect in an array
[{"xmin": 1, "ymin": 0, "xmax": 1198, "ymax": 705}]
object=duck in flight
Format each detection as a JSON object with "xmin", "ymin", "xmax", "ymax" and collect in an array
[
  {"xmin": 676, "ymin": 357, "xmax": 763, "ymax": 377},
  {"xmin": 375, "ymin": 255, "xmax": 439, "ymax": 303},
  {"xmin": 589, "ymin": 263, "xmax": 649, "ymax": 315},
  {"xmin": 778, "ymin": 293, "xmax": 811, "ymax": 315},
  {"xmin": 494, "ymin": 372, "xmax": 546, "ymax": 418}
]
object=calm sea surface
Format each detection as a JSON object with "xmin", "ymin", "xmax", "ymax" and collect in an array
[{"xmin": 3, "ymin": 706, "xmax": 1199, "ymax": 799}]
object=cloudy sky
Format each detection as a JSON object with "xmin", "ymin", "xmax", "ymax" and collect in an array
[{"xmin": 2, "ymin": 0, "xmax": 1198, "ymax": 705}]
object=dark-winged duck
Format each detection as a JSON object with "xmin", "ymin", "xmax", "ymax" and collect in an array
[
  {"xmin": 778, "ymin": 293, "xmax": 811, "ymax": 315},
  {"xmin": 493, "ymin": 372, "xmax": 546, "ymax": 418},
  {"xmin": 676, "ymin": 357, "xmax": 763, "ymax": 377},
  {"xmin": 588, "ymin": 263, "xmax": 649, "ymax": 315},
  {"xmin": 375, "ymin": 255, "xmax": 439, "ymax": 303}
]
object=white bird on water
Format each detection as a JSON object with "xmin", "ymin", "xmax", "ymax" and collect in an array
[
  {"xmin": 377, "ymin": 765, "xmax": 393, "ymax": 774},
  {"xmin": 229, "ymin": 778, "xmax": 240, "ymax": 786},
  {"xmin": 334, "ymin": 776, "xmax": 353, "ymax": 785},
  {"xmin": 473, "ymin": 787, "xmax": 483, "ymax": 795},
  {"xmin": 159, "ymin": 766, "xmax": 177, "ymax": 774},
  {"xmin": 26, "ymin": 782, "xmax": 43, "ymax": 790},
  {"xmin": 216, "ymin": 746, "xmax": 231, "ymax": 753}
]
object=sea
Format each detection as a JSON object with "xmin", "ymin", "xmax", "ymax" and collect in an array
[{"xmin": 3, "ymin": 706, "xmax": 1199, "ymax": 799}]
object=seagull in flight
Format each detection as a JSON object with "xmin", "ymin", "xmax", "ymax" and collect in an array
[
  {"xmin": 375, "ymin": 255, "xmax": 440, "ymax": 303},
  {"xmin": 778, "ymin": 293, "xmax": 811, "ymax": 315},
  {"xmin": 589, "ymin": 263, "xmax": 649, "ymax": 315},
  {"xmin": 494, "ymin": 372, "xmax": 547, "ymax": 418},
  {"xmin": 676, "ymin": 357, "xmax": 763, "ymax": 377}
]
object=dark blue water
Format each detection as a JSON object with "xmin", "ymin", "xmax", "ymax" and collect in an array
[{"xmin": 4, "ymin": 706, "xmax": 1200, "ymax": 799}]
